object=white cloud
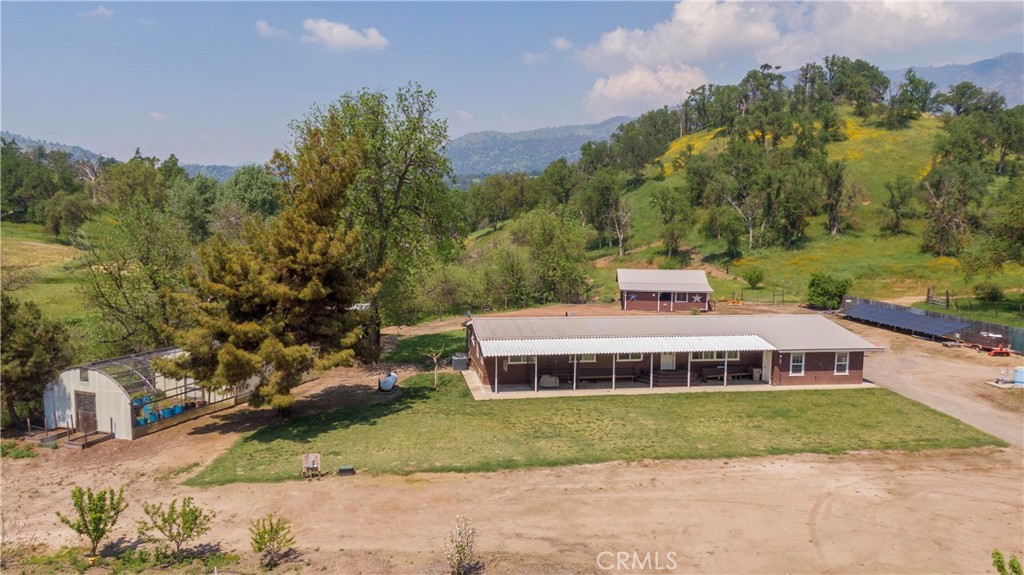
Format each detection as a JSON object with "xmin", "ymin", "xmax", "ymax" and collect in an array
[
  {"xmin": 522, "ymin": 51, "xmax": 547, "ymax": 65},
  {"xmin": 83, "ymin": 5, "xmax": 112, "ymax": 19},
  {"xmin": 301, "ymin": 18, "xmax": 389, "ymax": 51},
  {"xmin": 457, "ymin": 110, "xmax": 474, "ymax": 122},
  {"xmin": 148, "ymin": 112, "xmax": 168, "ymax": 122},
  {"xmin": 584, "ymin": 64, "xmax": 707, "ymax": 119},
  {"xmin": 580, "ymin": 1, "xmax": 1023, "ymax": 73},
  {"xmin": 551, "ymin": 37, "xmax": 572, "ymax": 51},
  {"xmin": 255, "ymin": 20, "xmax": 287, "ymax": 38}
]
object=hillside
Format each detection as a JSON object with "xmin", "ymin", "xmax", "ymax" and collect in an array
[
  {"xmin": 891, "ymin": 52, "xmax": 1024, "ymax": 107},
  {"xmin": 447, "ymin": 116, "xmax": 629, "ymax": 177},
  {"xmin": 609, "ymin": 110, "xmax": 1023, "ymax": 313}
]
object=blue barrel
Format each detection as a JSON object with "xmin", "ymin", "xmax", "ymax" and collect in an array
[
  {"xmin": 147, "ymin": 413, "xmax": 159, "ymax": 424},
  {"xmin": 172, "ymin": 404, "xmax": 184, "ymax": 415},
  {"xmin": 1014, "ymin": 366, "xmax": 1024, "ymax": 387}
]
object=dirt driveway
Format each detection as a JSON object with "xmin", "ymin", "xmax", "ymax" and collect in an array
[{"xmin": 3, "ymin": 303, "xmax": 1022, "ymax": 574}]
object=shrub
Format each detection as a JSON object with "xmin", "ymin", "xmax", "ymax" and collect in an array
[
  {"xmin": 250, "ymin": 513, "xmax": 295, "ymax": 569},
  {"xmin": 992, "ymin": 549, "xmax": 1023, "ymax": 575},
  {"xmin": 806, "ymin": 273, "xmax": 852, "ymax": 310},
  {"xmin": 740, "ymin": 267, "xmax": 766, "ymax": 290},
  {"xmin": 55, "ymin": 486, "xmax": 128, "ymax": 557},
  {"xmin": 0, "ymin": 439, "xmax": 36, "ymax": 459},
  {"xmin": 137, "ymin": 497, "xmax": 216, "ymax": 558},
  {"xmin": 444, "ymin": 514, "xmax": 479, "ymax": 575},
  {"xmin": 973, "ymin": 282, "xmax": 1005, "ymax": 303}
]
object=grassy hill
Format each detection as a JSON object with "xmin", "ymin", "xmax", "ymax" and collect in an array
[{"xmin": 609, "ymin": 111, "xmax": 1023, "ymax": 321}]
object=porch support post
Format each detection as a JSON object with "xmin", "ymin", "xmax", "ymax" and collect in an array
[
  {"xmin": 573, "ymin": 355, "xmax": 578, "ymax": 390},
  {"xmin": 649, "ymin": 353, "xmax": 654, "ymax": 389},
  {"xmin": 612, "ymin": 355, "xmax": 617, "ymax": 390},
  {"xmin": 494, "ymin": 357, "xmax": 498, "ymax": 394},
  {"xmin": 670, "ymin": 293, "xmax": 674, "ymax": 312},
  {"xmin": 687, "ymin": 353, "xmax": 692, "ymax": 388},
  {"xmin": 724, "ymin": 356, "xmax": 729, "ymax": 387},
  {"xmin": 534, "ymin": 357, "xmax": 538, "ymax": 392}
]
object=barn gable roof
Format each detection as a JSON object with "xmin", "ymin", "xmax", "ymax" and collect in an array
[{"xmin": 616, "ymin": 269, "xmax": 713, "ymax": 293}]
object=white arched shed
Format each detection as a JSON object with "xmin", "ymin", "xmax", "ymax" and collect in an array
[{"xmin": 44, "ymin": 348, "xmax": 257, "ymax": 443}]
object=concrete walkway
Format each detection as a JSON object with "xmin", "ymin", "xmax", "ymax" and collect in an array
[{"xmin": 459, "ymin": 369, "xmax": 876, "ymax": 401}]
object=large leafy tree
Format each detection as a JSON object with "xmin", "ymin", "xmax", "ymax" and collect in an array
[
  {"xmin": 221, "ymin": 164, "xmax": 281, "ymax": 218},
  {"xmin": 76, "ymin": 204, "xmax": 191, "ymax": 352},
  {"xmin": 160, "ymin": 111, "xmax": 376, "ymax": 411},
  {"xmin": 311, "ymin": 83, "xmax": 462, "ymax": 353},
  {"xmin": 649, "ymin": 183, "xmax": 694, "ymax": 258},
  {"xmin": 963, "ymin": 176, "xmax": 1024, "ymax": 276},
  {"xmin": 1, "ymin": 293, "xmax": 72, "ymax": 426}
]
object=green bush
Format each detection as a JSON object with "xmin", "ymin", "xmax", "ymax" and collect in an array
[
  {"xmin": 137, "ymin": 497, "xmax": 216, "ymax": 559},
  {"xmin": 992, "ymin": 549, "xmax": 1023, "ymax": 575},
  {"xmin": 741, "ymin": 267, "xmax": 766, "ymax": 290},
  {"xmin": 807, "ymin": 273, "xmax": 853, "ymax": 310},
  {"xmin": 0, "ymin": 439, "xmax": 36, "ymax": 459},
  {"xmin": 55, "ymin": 486, "xmax": 128, "ymax": 557},
  {"xmin": 973, "ymin": 282, "xmax": 1005, "ymax": 303},
  {"xmin": 250, "ymin": 513, "xmax": 296, "ymax": 569}
]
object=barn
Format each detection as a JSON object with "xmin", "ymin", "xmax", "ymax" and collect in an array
[
  {"xmin": 465, "ymin": 314, "xmax": 879, "ymax": 394},
  {"xmin": 617, "ymin": 268, "xmax": 714, "ymax": 312},
  {"xmin": 43, "ymin": 348, "xmax": 258, "ymax": 445}
]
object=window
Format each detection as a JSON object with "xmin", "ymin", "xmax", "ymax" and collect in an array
[
  {"xmin": 692, "ymin": 350, "xmax": 740, "ymax": 361},
  {"xmin": 617, "ymin": 352, "xmax": 643, "ymax": 362},
  {"xmin": 507, "ymin": 355, "xmax": 534, "ymax": 364},
  {"xmin": 835, "ymin": 352, "xmax": 849, "ymax": 375},
  {"xmin": 674, "ymin": 292, "xmax": 688, "ymax": 302},
  {"xmin": 79, "ymin": 369, "xmax": 89, "ymax": 382},
  {"xmin": 578, "ymin": 354, "xmax": 596, "ymax": 363},
  {"xmin": 790, "ymin": 353, "xmax": 805, "ymax": 376}
]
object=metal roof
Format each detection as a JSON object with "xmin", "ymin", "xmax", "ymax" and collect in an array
[
  {"xmin": 842, "ymin": 304, "xmax": 968, "ymax": 338},
  {"xmin": 616, "ymin": 269, "xmax": 713, "ymax": 293},
  {"xmin": 478, "ymin": 334, "xmax": 774, "ymax": 357},
  {"xmin": 469, "ymin": 315, "xmax": 879, "ymax": 353}
]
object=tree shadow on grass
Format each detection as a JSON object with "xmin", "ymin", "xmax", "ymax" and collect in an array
[{"xmin": 236, "ymin": 384, "xmax": 438, "ymax": 445}]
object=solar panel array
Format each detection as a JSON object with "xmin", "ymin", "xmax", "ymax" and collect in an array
[{"xmin": 842, "ymin": 304, "xmax": 969, "ymax": 338}]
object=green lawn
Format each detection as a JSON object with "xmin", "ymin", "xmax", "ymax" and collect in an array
[
  {"xmin": 383, "ymin": 329, "xmax": 466, "ymax": 366},
  {"xmin": 186, "ymin": 371, "xmax": 1004, "ymax": 485}
]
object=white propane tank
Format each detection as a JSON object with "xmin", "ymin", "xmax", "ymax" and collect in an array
[{"xmin": 379, "ymin": 371, "xmax": 398, "ymax": 392}]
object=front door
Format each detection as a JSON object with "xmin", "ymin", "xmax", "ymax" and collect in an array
[
  {"xmin": 75, "ymin": 392, "xmax": 97, "ymax": 434},
  {"xmin": 660, "ymin": 353, "xmax": 676, "ymax": 371}
]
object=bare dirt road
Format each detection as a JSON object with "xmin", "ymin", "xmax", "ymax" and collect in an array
[{"xmin": 3, "ymin": 303, "xmax": 1022, "ymax": 574}]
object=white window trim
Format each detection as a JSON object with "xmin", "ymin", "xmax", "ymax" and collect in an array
[
  {"xmin": 691, "ymin": 350, "xmax": 740, "ymax": 361},
  {"xmin": 674, "ymin": 292, "xmax": 688, "ymax": 302},
  {"xmin": 617, "ymin": 352, "xmax": 643, "ymax": 362},
  {"xmin": 789, "ymin": 352, "xmax": 805, "ymax": 376},
  {"xmin": 578, "ymin": 353, "xmax": 596, "ymax": 363},
  {"xmin": 507, "ymin": 355, "xmax": 534, "ymax": 365},
  {"xmin": 834, "ymin": 352, "xmax": 849, "ymax": 375}
]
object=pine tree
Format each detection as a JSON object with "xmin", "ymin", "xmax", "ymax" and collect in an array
[{"xmin": 158, "ymin": 117, "xmax": 378, "ymax": 412}]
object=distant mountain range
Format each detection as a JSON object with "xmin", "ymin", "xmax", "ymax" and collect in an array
[
  {"xmin": 447, "ymin": 115, "xmax": 630, "ymax": 178},
  {"xmin": 5, "ymin": 53, "xmax": 1020, "ymax": 181}
]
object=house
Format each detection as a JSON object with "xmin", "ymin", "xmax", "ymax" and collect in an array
[
  {"xmin": 465, "ymin": 314, "xmax": 878, "ymax": 393},
  {"xmin": 616, "ymin": 269, "xmax": 713, "ymax": 312},
  {"xmin": 43, "ymin": 348, "xmax": 258, "ymax": 444}
]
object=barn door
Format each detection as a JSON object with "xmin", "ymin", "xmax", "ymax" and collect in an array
[{"xmin": 75, "ymin": 392, "xmax": 97, "ymax": 434}]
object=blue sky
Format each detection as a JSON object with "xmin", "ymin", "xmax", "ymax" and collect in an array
[{"xmin": 2, "ymin": 1, "xmax": 1022, "ymax": 166}]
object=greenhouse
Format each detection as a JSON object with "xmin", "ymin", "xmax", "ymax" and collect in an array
[{"xmin": 43, "ymin": 348, "xmax": 258, "ymax": 444}]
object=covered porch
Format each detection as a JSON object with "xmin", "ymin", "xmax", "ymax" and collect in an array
[{"xmin": 477, "ymin": 335, "xmax": 775, "ymax": 394}]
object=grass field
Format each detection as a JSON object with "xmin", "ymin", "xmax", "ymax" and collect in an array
[
  {"xmin": 186, "ymin": 371, "xmax": 1004, "ymax": 485},
  {"xmin": 1, "ymin": 222, "xmax": 106, "ymax": 361},
  {"xmin": 914, "ymin": 295, "xmax": 1024, "ymax": 328}
]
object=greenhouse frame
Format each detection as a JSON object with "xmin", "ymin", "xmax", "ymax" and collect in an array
[{"xmin": 44, "ymin": 348, "xmax": 258, "ymax": 442}]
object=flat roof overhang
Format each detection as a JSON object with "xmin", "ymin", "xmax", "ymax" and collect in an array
[{"xmin": 477, "ymin": 335, "xmax": 775, "ymax": 358}]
